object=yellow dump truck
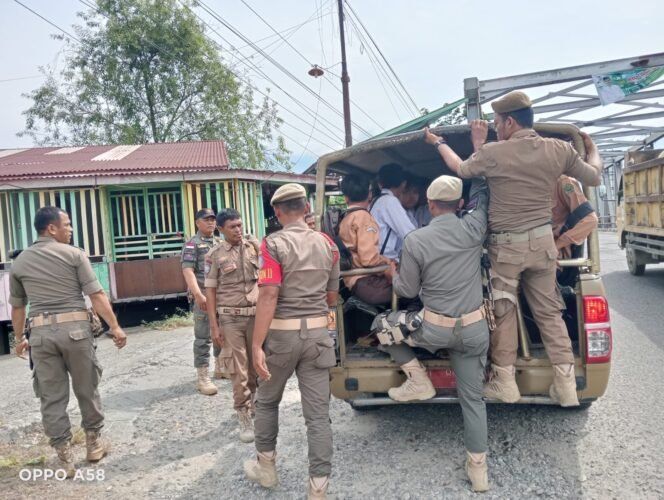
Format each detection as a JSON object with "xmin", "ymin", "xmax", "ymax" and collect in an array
[
  {"xmin": 617, "ymin": 150, "xmax": 664, "ymax": 275},
  {"xmin": 313, "ymin": 123, "xmax": 612, "ymax": 409}
]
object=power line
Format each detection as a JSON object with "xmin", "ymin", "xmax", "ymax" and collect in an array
[
  {"xmin": 12, "ymin": 0, "xmax": 80, "ymax": 43},
  {"xmin": 0, "ymin": 74, "xmax": 45, "ymax": 83},
  {"xmin": 294, "ymin": 77, "xmax": 324, "ymax": 165},
  {"xmin": 228, "ymin": 2, "xmax": 330, "ymax": 78},
  {"xmin": 181, "ymin": 1, "xmax": 347, "ymax": 144},
  {"xmin": 238, "ymin": 0, "xmax": 381, "ymax": 135},
  {"xmin": 75, "ymin": 0, "xmax": 338, "ymax": 156},
  {"xmin": 344, "ymin": 0, "xmax": 419, "ymax": 115},
  {"xmin": 344, "ymin": 12, "xmax": 413, "ymax": 119},
  {"xmin": 344, "ymin": 11, "xmax": 414, "ymax": 117},
  {"xmin": 196, "ymin": 0, "xmax": 372, "ymax": 138},
  {"xmin": 176, "ymin": 0, "xmax": 344, "ymax": 146}
]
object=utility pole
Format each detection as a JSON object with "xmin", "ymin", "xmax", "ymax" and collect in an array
[{"xmin": 337, "ymin": 0, "xmax": 352, "ymax": 147}]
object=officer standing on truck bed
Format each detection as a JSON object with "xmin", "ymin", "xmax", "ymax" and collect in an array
[
  {"xmin": 244, "ymin": 183, "xmax": 340, "ymax": 500},
  {"xmin": 9, "ymin": 206, "xmax": 127, "ymax": 477},
  {"xmin": 425, "ymin": 91, "xmax": 603, "ymax": 407}
]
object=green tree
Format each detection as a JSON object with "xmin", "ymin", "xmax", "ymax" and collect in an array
[{"xmin": 20, "ymin": 0, "xmax": 290, "ymax": 170}]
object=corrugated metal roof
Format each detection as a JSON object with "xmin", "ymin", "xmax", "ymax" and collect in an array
[{"xmin": 0, "ymin": 141, "xmax": 230, "ymax": 181}]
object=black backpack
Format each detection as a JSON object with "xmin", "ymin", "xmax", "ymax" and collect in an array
[{"xmin": 322, "ymin": 206, "xmax": 368, "ymax": 271}]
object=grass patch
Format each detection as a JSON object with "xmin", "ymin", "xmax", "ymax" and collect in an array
[
  {"xmin": 0, "ymin": 454, "xmax": 46, "ymax": 469},
  {"xmin": 141, "ymin": 308, "xmax": 193, "ymax": 331}
]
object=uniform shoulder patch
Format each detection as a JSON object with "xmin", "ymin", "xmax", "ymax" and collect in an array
[{"xmin": 319, "ymin": 232, "xmax": 336, "ymax": 248}]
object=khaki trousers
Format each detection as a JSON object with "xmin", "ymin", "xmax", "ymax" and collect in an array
[
  {"xmin": 28, "ymin": 320, "xmax": 104, "ymax": 448},
  {"xmin": 254, "ymin": 324, "xmax": 336, "ymax": 477},
  {"xmin": 489, "ymin": 232, "xmax": 574, "ymax": 367},
  {"xmin": 218, "ymin": 314, "xmax": 256, "ymax": 411}
]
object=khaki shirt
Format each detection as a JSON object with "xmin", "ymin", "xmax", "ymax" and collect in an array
[
  {"xmin": 394, "ymin": 179, "xmax": 488, "ymax": 317},
  {"xmin": 458, "ymin": 129, "xmax": 602, "ymax": 233},
  {"xmin": 9, "ymin": 236, "xmax": 103, "ymax": 316},
  {"xmin": 181, "ymin": 232, "xmax": 220, "ymax": 290},
  {"xmin": 258, "ymin": 220, "xmax": 340, "ymax": 319},
  {"xmin": 552, "ymin": 175, "xmax": 598, "ymax": 258},
  {"xmin": 204, "ymin": 236, "xmax": 260, "ymax": 307},
  {"xmin": 338, "ymin": 207, "xmax": 390, "ymax": 290}
]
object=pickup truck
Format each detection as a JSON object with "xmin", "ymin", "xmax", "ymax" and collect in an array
[{"xmin": 313, "ymin": 123, "xmax": 611, "ymax": 409}]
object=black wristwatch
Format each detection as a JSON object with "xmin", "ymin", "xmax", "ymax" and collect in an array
[{"xmin": 433, "ymin": 138, "xmax": 446, "ymax": 147}]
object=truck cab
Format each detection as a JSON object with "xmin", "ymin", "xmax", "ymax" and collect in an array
[{"xmin": 313, "ymin": 123, "xmax": 611, "ymax": 409}]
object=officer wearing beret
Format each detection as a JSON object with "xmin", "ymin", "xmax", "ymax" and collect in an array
[
  {"xmin": 244, "ymin": 183, "xmax": 340, "ymax": 499},
  {"xmin": 181, "ymin": 208, "xmax": 224, "ymax": 395},
  {"xmin": 375, "ymin": 175, "xmax": 491, "ymax": 492},
  {"xmin": 425, "ymin": 91, "xmax": 603, "ymax": 407}
]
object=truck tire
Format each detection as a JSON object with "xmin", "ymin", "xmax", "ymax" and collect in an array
[{"xmin": 626, "ymin": 246, "xmax": 646, "ymax": 276}]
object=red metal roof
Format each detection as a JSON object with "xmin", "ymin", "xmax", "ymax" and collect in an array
[{"xmin": 0, "ymin": 141, "xmax": 230, "ymax": 181}]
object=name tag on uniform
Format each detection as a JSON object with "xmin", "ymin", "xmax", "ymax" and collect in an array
[{"xmin": 222, "ymin": 263, "xmax": 237, "ymax": 273}]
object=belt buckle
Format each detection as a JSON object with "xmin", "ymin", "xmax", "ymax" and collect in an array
[
  {"xmin": 505, "ymin": 233, "xmax": 512, "ymax": 243},
  {"xmin": 234, "ymin": 308, "xmax": 241, "ymax": 315}
]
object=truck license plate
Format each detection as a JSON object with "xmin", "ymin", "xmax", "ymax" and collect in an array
[{"xmin": 428, "ymin": 368, "xmax": 456, "ymax": 389}]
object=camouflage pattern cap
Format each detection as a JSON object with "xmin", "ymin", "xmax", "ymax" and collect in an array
[{"xmin": 195, "ymin": 208, "xmax": 216, "ymax": 219}]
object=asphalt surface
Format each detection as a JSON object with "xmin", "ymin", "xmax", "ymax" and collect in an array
[{"xmin": 0, "ymin": 232, "xmax": 663, "ymax": 499}]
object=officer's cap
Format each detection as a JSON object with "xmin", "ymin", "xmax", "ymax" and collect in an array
[
  {"xmin": 491, "ymin": 91, "xmax": 532, "ymax": 114},
  {"xmin": 426, "ymin": 175, "xmax": 462, "ymax": 202},
  {"xmin": 195, "ymin": 208, "xmax": 216, "ymax": 220},
  {"xmin": 271, "ymin": 183, "xmax": 307, "ymax": 206}
]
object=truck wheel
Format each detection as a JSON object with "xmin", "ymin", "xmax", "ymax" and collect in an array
[{"xmin": 626, "ymin": 247, "xmax": 646, "ymax": 276}]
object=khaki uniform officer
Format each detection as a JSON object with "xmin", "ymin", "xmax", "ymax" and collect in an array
[
  {"xmin": 181, "ymin": 208, "xmax": 224, "ymax": 396},
  {"xmin": 9, "ymin": 206, "xmax": 127, "ymax": 477},
  {"xmin": 425, "ymin": 91, "xmax": 603, "ymax": 407},
  {"xmin": 376, "ymin": 176, "xmax": 491, "ymax": 492},
  {"xmin": 244, "ymin": 183, "xmax": 340, "ymax": 500},
  {"xmin": 205, "ymin": 208, "xmax": 259, "ymax": 444}
]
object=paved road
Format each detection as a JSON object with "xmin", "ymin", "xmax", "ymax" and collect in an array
[{"xmin": 0, "ymin": 232, "xmax": 663, "ymax": 499}]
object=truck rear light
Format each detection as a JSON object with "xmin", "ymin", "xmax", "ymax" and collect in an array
[
  {"xmin": 583, "ymin": 296, "xmax": 612, "ymax": 364},
  {"xmin": 585, "ymin": 328, "xmax": 612, "ymax": 363},
  {"xmin": 583, "ymin": 296, "xmax": 609, "ymax": 324}
]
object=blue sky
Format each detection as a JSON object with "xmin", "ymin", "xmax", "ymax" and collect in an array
[{"xmin": 1, "ymin": 0, "xmax": 663, "ymax": 171}]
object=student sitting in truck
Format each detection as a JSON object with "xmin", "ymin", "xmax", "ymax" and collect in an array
[
  {"xmin": 401, "ymin": 174, "xmax": 432, "ymax": 228},
  {"xmin": 338, "ymin": 174, "xmax": 394, "ymax": 305},
  {"xmin": 370, "ymin": 164, "xmax": 416, "ymax": 261}
]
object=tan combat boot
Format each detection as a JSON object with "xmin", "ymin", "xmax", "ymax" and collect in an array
[
  {"xmin": 213, "ymin": 354, "xmax": 231, "ymax": 380},
  {"xmin": 387, "ymin": 358, "xmax": 436, "ymax": 402},
  {"xmin": 196, "ymin": 366, "xmax": 218, "ymax": 395},
  {"xmin": 85, "ymin": 430, "xmax": 111, "ymax": 462},
  {"xmin": 244, "ymin": 450, "xmax": 279, "ymax": 488},
  {"xmin": 483, "ymin": 364, "xmax": 521, "ymax": 403},
  {"xmin": 465, "ymin": 451, "xmax": 489, "ymax": 492},
  {"xmin": 549, "ymin": 364, "xmax": 580, "ymax": 407},
  {"xmin": 237, "ymin": 408, "xmax": 255, "ymax": 443},
  {"xmin": 55, "ymin": 441, "xmax": 76, "ymax": 478},
  {"xmin": 308, "ymin": 476, "xmax": 329, "ymax": 500}
]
